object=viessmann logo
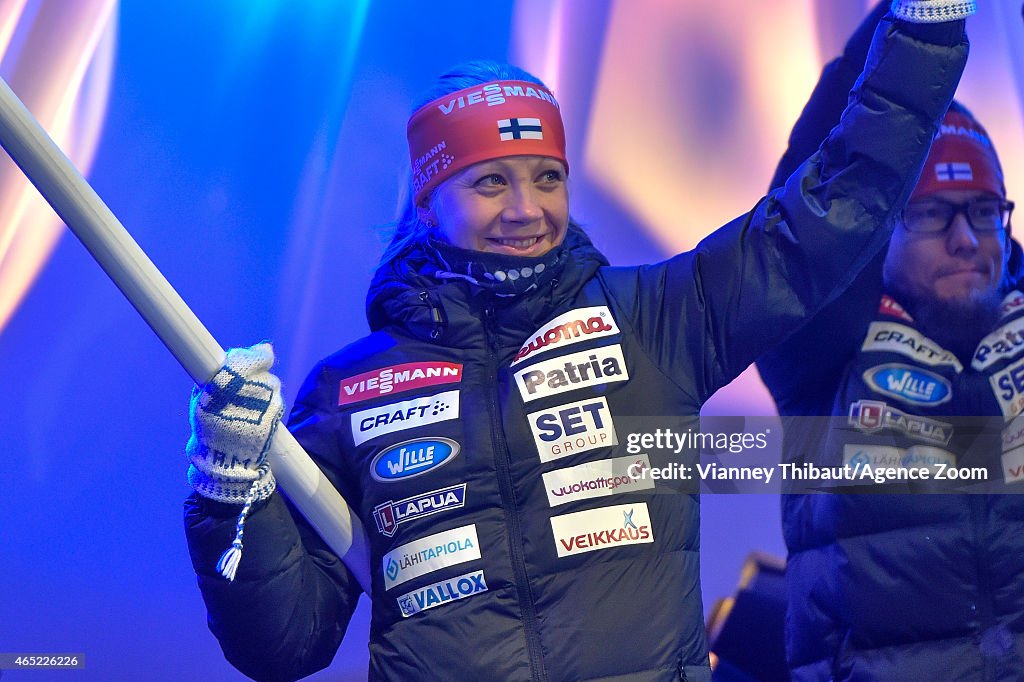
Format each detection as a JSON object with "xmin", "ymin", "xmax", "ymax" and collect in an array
[
  {"xmin": 338, "ymin": 362, "xmax": 463, "ymax": 406},
  {"xmin": 511, "ymin": 306, "xmax": 619, "ymax": 366},
  {"xmin": 549, "ymin": 502, "xmax": 654, "ymax": 557}
]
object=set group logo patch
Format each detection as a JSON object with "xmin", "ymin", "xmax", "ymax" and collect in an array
[
  {"xmin": 396, "ymin": 570, "xmax": 488, "ymax": 618},
  {"xmin": 370, "ymin": 438, "xmax": 461, "ymax": 482},
  {"xmin": 382, "ymin": 524, "xmax": 480, "ymax": 591},
  {"xmin": 861, "ymin": 322, "xmax": 961, "ymax": 371},
  {"xmin": 515, "ymin": 344, "xmax": 628, "ymax": 403},
  {"xmin": 338, "ymin": 362, "xmax": 462, "ymax": 406},
  {"xmin": 527, "ymin": 396, "xmax": 616, "ymax": 462},
  {"xmin": 542, "ymin": 455, "xmax": 654, "ymax": 507},
  {"xmin": 991, "ymin": 357, "xmax": 1024, "ymax": 419},
  {"xmin": 512, "ymin": 306, "xmax": 619, "ymax": 366},
  {"xmin": 350, "ymin": 390, "xmax": 459, "ymax": 446},
  {"xmin": 372, "ymin": 484, "xmax": 467, "ymax": 537},
  {"xmin": 863, "ymin": 364, "xmax": 951, "ymax": 407},
  {"xmin": 549, "ymin": 502, "xmax": 653, "ymax": 557},
  {"xmin": 848, "ymin": 400, "xmax": 952, "ymax": 445}
]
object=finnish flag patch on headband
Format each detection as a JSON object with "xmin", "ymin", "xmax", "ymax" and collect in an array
[
  {"xmin": 935, "ymin": 161, "xmax": 973, "ymax": 182},
  {"xmin": 498, "ymin": 117, "xmax": 543, "ymax": 141}
]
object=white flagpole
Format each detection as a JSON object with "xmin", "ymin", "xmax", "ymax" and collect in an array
[{"xmin": 0, "ymin": 75, "xmax": 371, "ymax": 594}]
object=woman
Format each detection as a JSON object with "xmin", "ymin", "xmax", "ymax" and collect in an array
[{"xmin": 185, "ymin": 5, "xmax": 973, "ymax": 681}]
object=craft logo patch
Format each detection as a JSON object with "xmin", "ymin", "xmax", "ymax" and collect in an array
[
  {"xmin": 512, "ymin": 306, "xmax": 619, "ymax": 366},
  {"xmin": 515, "ymin": 345, "xmax": 628, "ymax": 402},
  {"xmin": 863, "ymin": 364, "xmax": 951, "ymax": 407},
  {"xmin": 382, "ymin": 524, "xmax": 480, "ymax": 591},
  {"xmin": 397, "ymin": 570, "xmax": 489, "ymax": 618},
  {"xmin": 542, "ymin": 455, "xmax": 654, "ymax": 507},
  {"xmin": 351, "ymin": 390, "xmax": 459, "ymax": 446},
  {"xmin": 338, "ymin": 362, "xmax": 462, "ymax": 406},
  {"xmin": 372, "ymin": 484, "xmax": 467, "ymax": 537},
  {"xmin": 527, "ymin": 396, "xmax": 616, "ymax": 462},
  {"xmin": 861, "ymin": 322, "xmax": 961, "ymax": 371},
  {"xmin": 550, "ymin": 502, "xmax": 653, "ymax": 557}
]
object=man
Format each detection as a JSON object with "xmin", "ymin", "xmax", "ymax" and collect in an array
[{"xmin": 758, "ymin": 5, "xmax": 1024, "ymax": 680}]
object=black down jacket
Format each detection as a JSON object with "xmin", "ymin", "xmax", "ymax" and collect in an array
[
  {"xmin": 758, "ymin": 6, "xmax": 1024, "ymax": 681},
  {"xmin": 185, "ymin": 15, "xmax": 968, "ymax": 682}
]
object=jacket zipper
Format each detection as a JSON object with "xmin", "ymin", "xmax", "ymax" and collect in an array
[{"xmin": 482, "ymin": 302, "xmax": 548, "ymax": 682}]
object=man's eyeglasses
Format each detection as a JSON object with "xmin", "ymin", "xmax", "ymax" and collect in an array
[{"xmin": 901, "ymin": 197, "xmax": 1015, "ymax": 234}]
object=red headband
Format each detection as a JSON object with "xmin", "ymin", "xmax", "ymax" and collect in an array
[
  {"xmin": 407, "ymin": 80, "xmax": 568, "ymax": 205},
  {"xmin": 911, "ymin": 109, "xmax": 1005, "ymax": 200}
]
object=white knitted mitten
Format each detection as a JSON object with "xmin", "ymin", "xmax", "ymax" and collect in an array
[
  {"xmin": 890, "ymin": 0, "xmax": 976, "ymax": 22},
  {"xmin": 186, "ymin": 343, "xmax": 283, "ymax": 505}
]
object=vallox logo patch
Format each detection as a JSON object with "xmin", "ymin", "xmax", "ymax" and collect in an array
[
  {"xmin": 515, "ymin": 344, "xmax": 628, "ymax": 403},
  {"xmin": 396, "ymin": 569, "xmax": 488, "ymax": 618},
  {"xmin": 370, "ymin": 438, "xmax": 461, "ymax": 482},
  {"xmin": 512, "ymin": 306, "xmax": 619, "ymax": 366},
  {"xmin": 542, "ymin": 455, "xmax": 654, "ymax": 507},
  {"xmin": 527, "ymin": 396, "xmax": 616, "ymax": 462},
  {"xmin": 338, "ymin": 362, "xmax": 462, "ymax": 406},
  {"xmin": 372, "ymin": 483, "xmax": 467, "ymax": 537},
  {"xmin": 991, "ymin": 356, "xmax": 1024, "ymax": 419},
  {"xmin": 350, "ymin": 390, "xmax": 459, "ymax": 446},
  {"xmin": 549, "ymin": 502, "xmax": 653, "ymax": 557},
  {"xmin": 861, "ymin": 322, "xmax": 962, "ymax": 371},
  {"xmin": 863, "ymin": 364, "xmax": 951, "ymax": 407},
  {"xmin": 382, "ymin": 524, "xmax": 480, "ymax": 591}
]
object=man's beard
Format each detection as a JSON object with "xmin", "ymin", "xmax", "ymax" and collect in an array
[{"xmin": 895, "ymin": 287, "xmax": 1003, "ymax": 363}]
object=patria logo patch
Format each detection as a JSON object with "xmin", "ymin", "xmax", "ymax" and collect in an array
[
  {"xmin": 863, "ymin": 364, "xmax": 951, "ymax": 407},
  {"xmin": 371, "ymin": 438, "xmax": 461, "ymax": 482}
]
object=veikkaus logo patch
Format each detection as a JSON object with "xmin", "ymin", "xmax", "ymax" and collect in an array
[
  {"xmin": 350, "ymin": 390, "xmax": 459, "ymax": 446},
  {"xmin": 863, "ymin": 364, "xmax": 951, "ymax": 407},
  {"xmin": 515, "ymin": 344, "xmax": 628, "ymax": 403},
  {"xmin": 396, "ymin": 569, "xmax": 488, "ymax": 618},
  {"xmin": 382, "ymin": 524, "xmax": 480, "ymax": 591},
  {"xmin": 542, "ymin": 455, "xmax": 654, "ymax": 507},
  {"xmin": 848, "ymin": 400, "xmax": 952, "ymax": 445},
  {"xmin": 372, "ymin": 484, "xmax": 467, "ymax": 537},
  {"xmin": 370, "ymin": 438, "xmax": 461, "ymax": 482},
  {"xmin": 338, "ymin": 362, "xmax": 462, "ymax": 406},
  {"xmin": 511, "ymin": 306, "xmax": 619, "ymax": 366},
  {"xmin": 527, "ymin": 396, "xmax": 616, "ymax": 462},
  {"xmin": 861, "ymin": 322, "xmax": 962, "ymax": 371},
  {"xmin": 550, "ymin": 502, "xmax": 653, "ymax": 557}
]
